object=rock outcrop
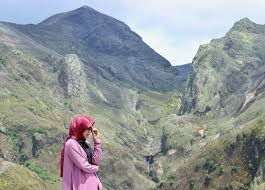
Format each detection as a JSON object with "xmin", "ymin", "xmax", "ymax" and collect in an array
[{"xmin": 59, "ymin": 54, "xmax": 87, "ymax": 97}]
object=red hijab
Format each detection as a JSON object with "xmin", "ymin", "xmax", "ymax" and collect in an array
[{"xmin": 60, "ymin": 115, "xmax": 95, "ymax": 177}]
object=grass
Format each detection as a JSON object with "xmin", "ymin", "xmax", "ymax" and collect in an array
[{"xmin": 0, "ymin": 164, "xmax": 46, "ymax": 190}]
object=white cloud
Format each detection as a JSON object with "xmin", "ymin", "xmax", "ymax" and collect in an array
[
  {"xmin": 136, "ymin": 28, "xmax": 211, "ymax": 65},
  {"xmin": 108, "ymin": 0, "xmax": 265, "ymax": 65}
]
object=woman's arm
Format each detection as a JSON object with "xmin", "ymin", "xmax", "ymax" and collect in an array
[
  {"xmin": 66, "ymin": 139, "xmax": 98, "ymax": 173},
  {"xmin": 92, "ymin": 137, "xmax": 102, "ymax": 166}
]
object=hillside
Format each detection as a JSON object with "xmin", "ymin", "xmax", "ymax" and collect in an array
[
  {"xmin": 0, "ymin": 6, "xmax": 191, "ymax": 190},
  {"xmin": 1, "ymin": 6, "xmax": 265, "ymax": 190}
]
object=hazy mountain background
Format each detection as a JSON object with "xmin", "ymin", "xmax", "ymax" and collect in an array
[{"xmin": 0, "ymin": 6, "xmax": 265, "ymax": 190}]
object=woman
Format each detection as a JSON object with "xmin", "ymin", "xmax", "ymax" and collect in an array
[{"xmin": 60, "ymin": 115, "xmax": 103, "ymax": 190}]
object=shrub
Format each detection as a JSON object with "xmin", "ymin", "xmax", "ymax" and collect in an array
[
  {"xmin": 218, "ymin": 164, "xmax": 224, "ymax": 176},
  {"xmin": 24, "ymin": 160, "xmax": 51, "ymax": 181},
  {"xmin": 203, "ymin": 159, "xmax": 217, "ymax": 173},
  {"xmin": 231, "ymin": 164, "xmax": 238, "ymax": 175}
]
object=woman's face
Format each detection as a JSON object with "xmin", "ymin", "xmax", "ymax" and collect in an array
[{"xmin": 83, "ymin": 128, "xmax": 91, "ymax": 139}]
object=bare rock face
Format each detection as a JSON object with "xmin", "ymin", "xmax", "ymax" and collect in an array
[
  {"xmin": 0, "ymin": 134, "xmax": 14, "ymax": 161},
  {"xmin": 0, "ymin": 122, "xmax": 6, "ymax": 133},
  {"xmin": 59, "ymin": 54, "xmax": 87, "ymax": 97}
]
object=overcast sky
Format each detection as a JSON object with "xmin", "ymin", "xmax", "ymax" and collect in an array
[{"xmin": 0, "ymin": 0, "xmax": 265, "ymax": 65}]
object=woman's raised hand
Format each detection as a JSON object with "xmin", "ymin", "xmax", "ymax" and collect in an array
[{"xmin": 92, "ymin": 128, "xmax": 99, "ymax": 141}]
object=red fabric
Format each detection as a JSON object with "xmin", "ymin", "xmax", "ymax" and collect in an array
[{"xmin": 60, "ymin": 115, "xmax": 95, "ymax": 177}]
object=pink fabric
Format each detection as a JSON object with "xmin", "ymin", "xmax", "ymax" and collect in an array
[
  {"xmin": 68, "ymin": 115, "xmax": 95, "ymax": 140},
  {"xmin": 60, "ymin": 115, "xmax": 95, "ymax": 177},
  {"xmin": 62, "ymin": 137, "xmax": 103, "ymax": 190}
]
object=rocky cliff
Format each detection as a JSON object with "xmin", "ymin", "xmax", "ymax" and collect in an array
[{"xmin": 180, "ymin": 18, "xmax": 265, "ymax": 116}]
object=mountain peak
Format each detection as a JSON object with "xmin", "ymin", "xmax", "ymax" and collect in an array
[
  {"xmin": 12, "ymin": 6, "xmax": 177, "ymax": 90},
  {"xmin": 234, "ymin": 17, "xmax": 255, "ymax": 27},
  {"xmin": 74, "ymin": 5, "xmax": 98, "ymax": 13},
  {"xmin": 229, "ymin": 17, "xmax": 258, "ymax": 33},
  {"xmin": 80, "ymin": 5, "xmax": 91, "ymax": 9},
  {"xmin": 39, "ymin": 5, "xmax": 100, "ymax": 26}
]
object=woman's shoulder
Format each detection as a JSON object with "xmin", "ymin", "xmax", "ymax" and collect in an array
[{"xmin": 65, "ymin": 138, "xmax": 78, "ymax": 148}]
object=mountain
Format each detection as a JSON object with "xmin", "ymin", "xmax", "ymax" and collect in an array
[
  {"xmin": 7, "ymin": 5, "xmax": 190, "ymax": 91},
  {"xmin": 0, "ymin": 5, "xmax": 191, "ymax": 190},
  {"xmin": 156, "ymin": 18, "xmax": 265, "ymax": 189},
  {"xmin": 1, "ymin": 5, "xmax": 265, "ymax": 190},
  {"xmin": 180, "ymin": 18, "xmax": 265, "ymax": 116}
]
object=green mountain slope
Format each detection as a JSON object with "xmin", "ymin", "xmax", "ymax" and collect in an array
[{"xmin": 1, "ymin": 6, "xmax": 265, "ymax": 190}]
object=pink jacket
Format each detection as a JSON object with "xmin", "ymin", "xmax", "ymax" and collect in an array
[{"xmin": 62, "ymin": 138, "xmax": 103, "ymax": 190}]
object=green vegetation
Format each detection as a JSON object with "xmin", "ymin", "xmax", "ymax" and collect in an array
[
  {"xmin": 218, "ymin": 164, "xmax": 224, "ymax": 176},
  {"xmin": 0, "ymin": 56, "xmax": 6, "ymax": 66},
  {"xmin": 0, "ymin": 163, "xmax": 46, "ymax": 190},
  {"xmin": 2, "ymin": 11, "xmax": 265, "ymax": 190},
  {"xmin": 231, "ymin": 163, "xmax": 238, "ymax": 175},
  {"xmin": 24, "ymin": 159, "xmax": 51, "ymax": 181},
  {"xmin": 203, "ymin": 159, "xmax": 217, "ymax": 174},
  {"xmin": 8, "ymin": 131, "xmax": 23, "ymax": 161}
]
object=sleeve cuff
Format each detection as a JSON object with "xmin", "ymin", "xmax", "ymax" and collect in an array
[{"xmin": 94, "ymin": 138, "xmax": 101, "ymax": 144}]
